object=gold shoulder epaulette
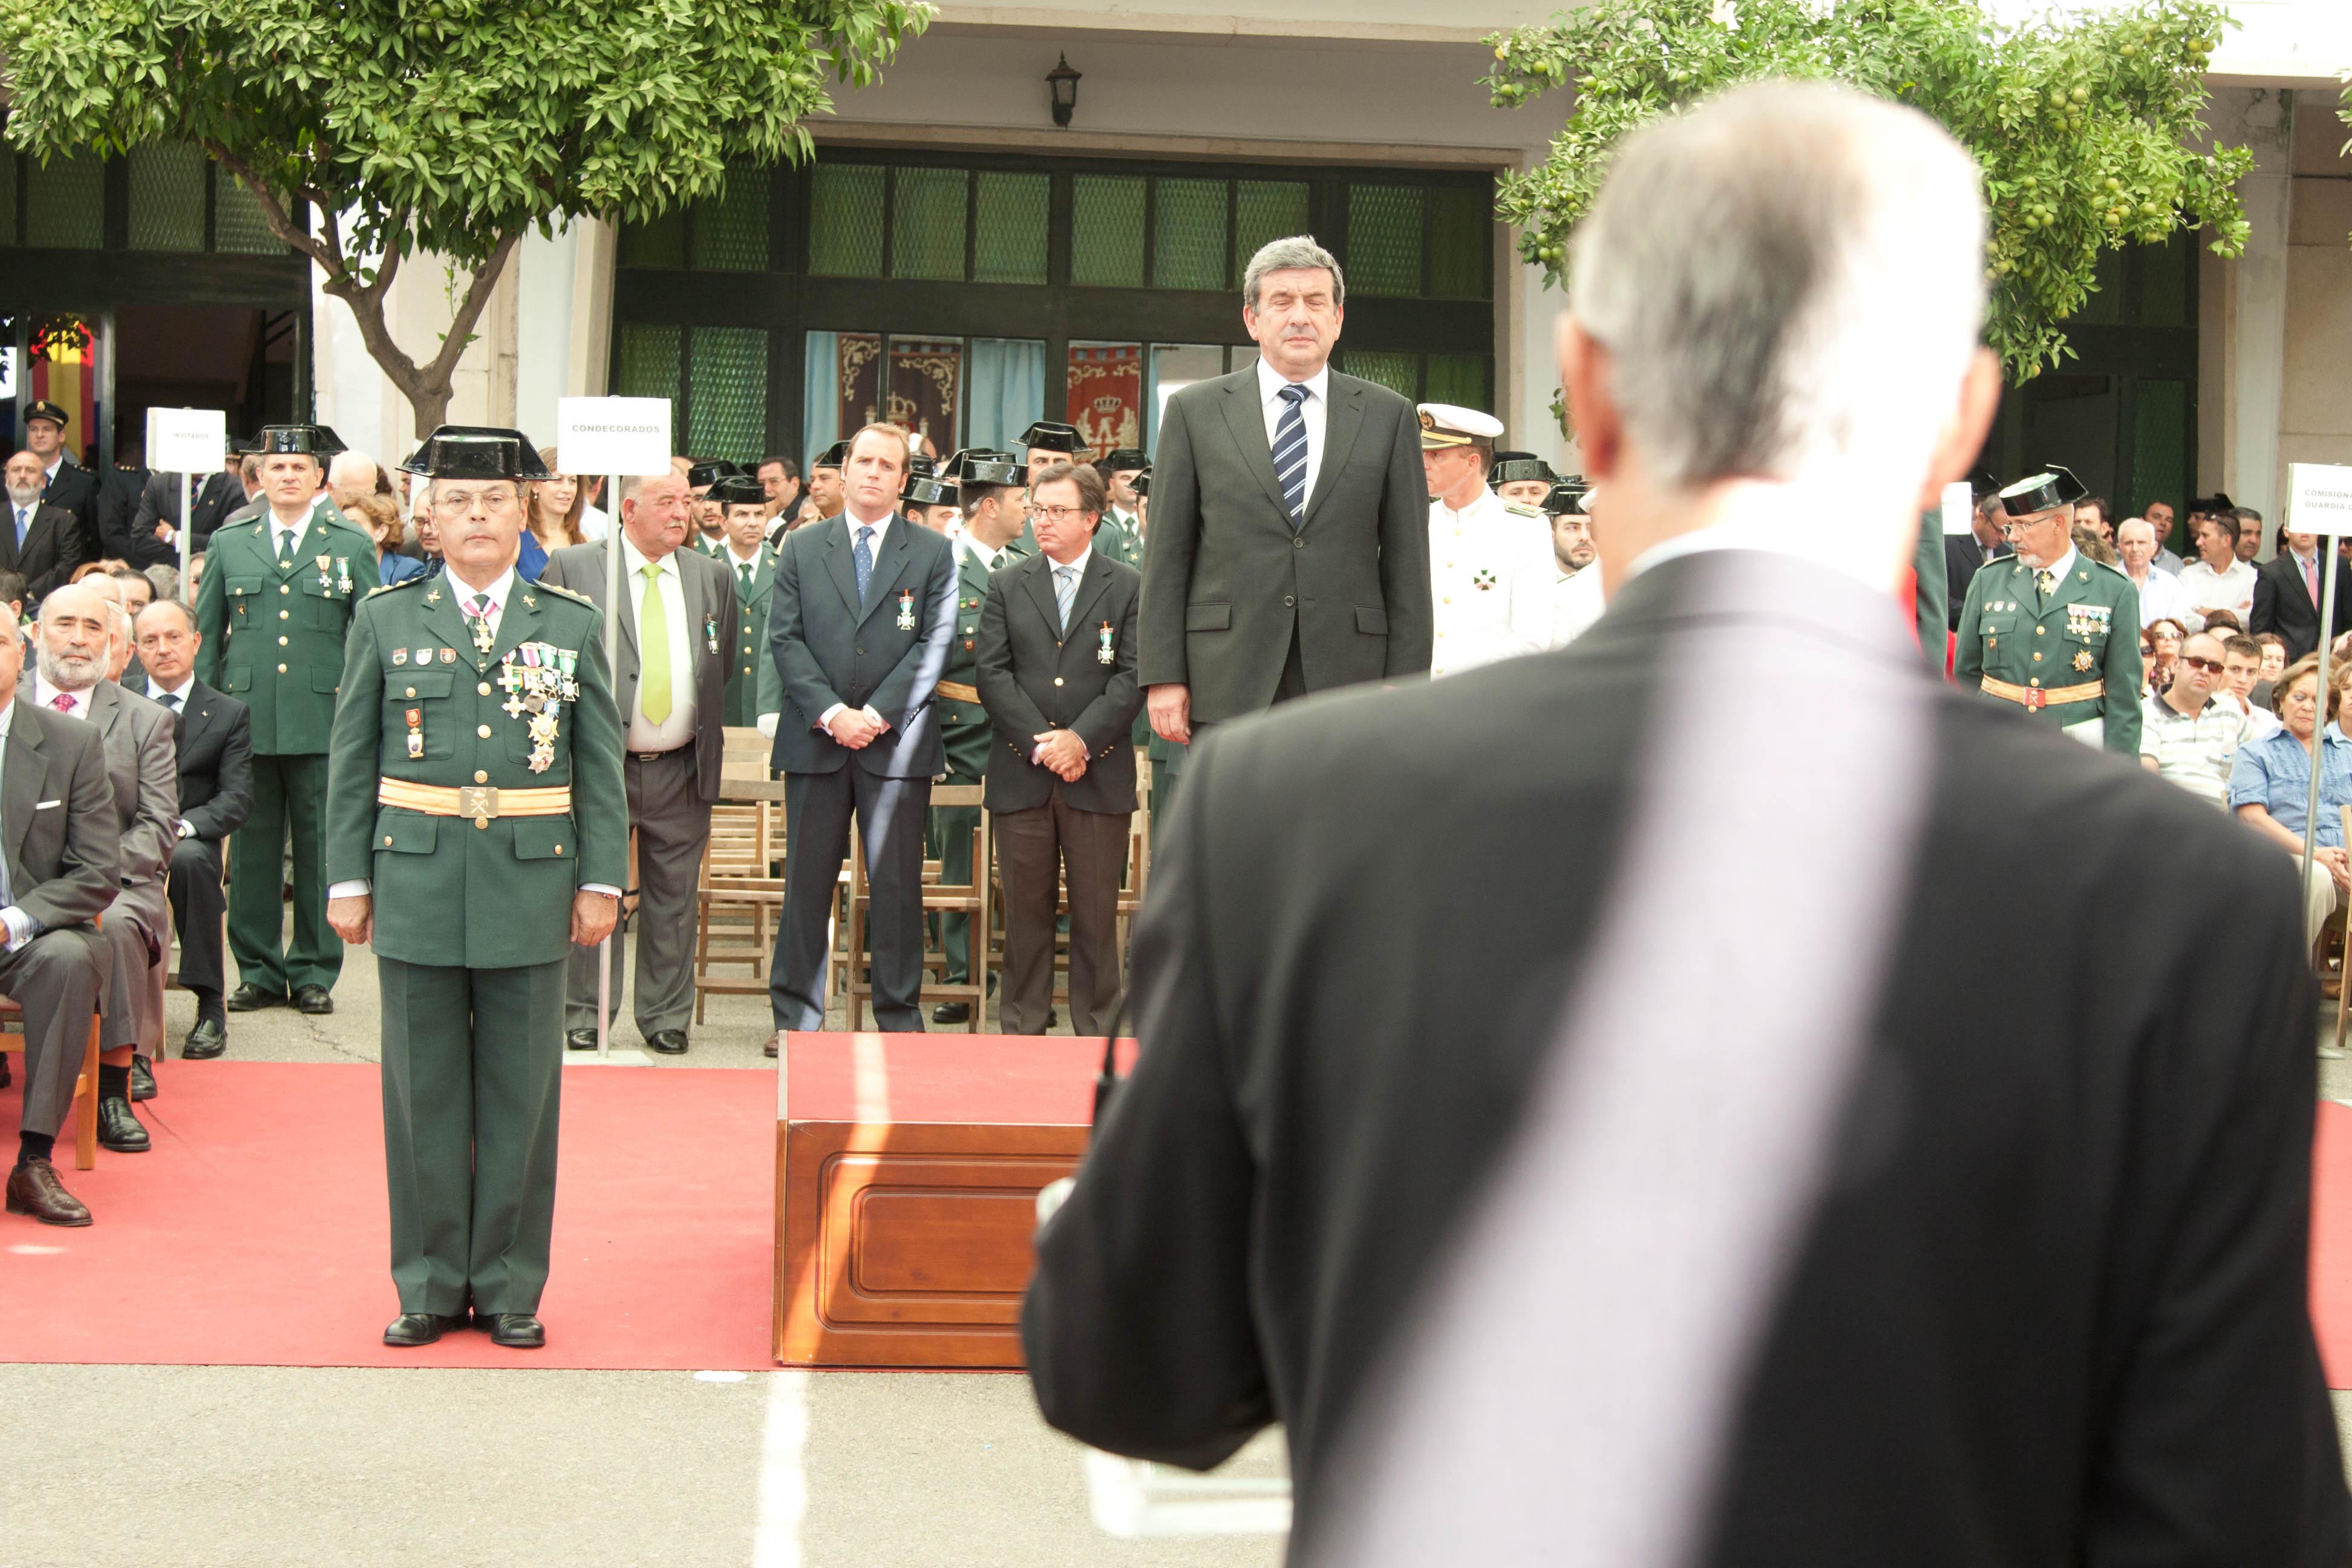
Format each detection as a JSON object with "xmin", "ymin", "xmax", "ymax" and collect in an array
[{"xmin": 534, "ymin": 581, "xmax": 595, "ymax": 607}]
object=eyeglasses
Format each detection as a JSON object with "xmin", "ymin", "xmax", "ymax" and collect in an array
[
  {"xmin": 433, "ymin": 488, "xmax": 520, "ymax": 515},
  {"xmin": 2178, "ymin": 656, "xmax": 2223, "ymax": 673},
  {"xmin": 1030, "ymin": 506, "xmax": 1093, "ymax": 524}
]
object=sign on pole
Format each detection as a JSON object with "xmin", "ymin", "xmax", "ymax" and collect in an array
[
  {"xmin": 1939, "ymin": 480, "xmax": 1975, "ymax": 535},
  {"xmin": 146, "ymin": 407, "xmax": 227, "ymax": 587},
  {"xmin": 2287, "ymin": 463, "xmax": 2352, "ymax": 931}
]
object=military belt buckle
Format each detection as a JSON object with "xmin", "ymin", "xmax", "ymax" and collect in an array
[
  {"xmin": 2023, "ymin": 688, "xmax": 2045, "ymax": 712},
  {"xmin": 457, "ymin": 786, "xmax": 499, "ymax": 823}
]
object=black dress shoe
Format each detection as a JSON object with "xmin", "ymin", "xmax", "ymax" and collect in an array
[
  {"xmin": 764, "ymin": 1031, "xmax": 782, "ymax": 1059},
  {"xmin": 292, "ymin": 984, "xmax": 334, "ymax": 1015},
  {"xmin": 226, "ymin": 983, "xmax": 286, "ymax": 1011},
  {"xmin": 129, "ymin": 1053, "xmax": 157, "ymax": 1102},
  {"xmin": 481, "ymin": 1313, "xmax": 546, "ymax": 1348},
  {"xmin": 6, "ymin": 1158, "xmax": 90, "ymax": 1225},
  {"xmin": 97, "ymin": 1096, "xmax": 151, "ymax": 1153},
  {"xmin": 0, "ymin": 1052, "xmax": 13, "ymax": 1089},
  {"xmin": 183, "ymin": 1018, "xmax": 228, "ymax": 1060},
  {"xmin": 566, "ymin": 1028, "xmax": 599, "ymax": 1051},
  {"xmin": 932, "ymin": 1002, "xmax": 972, "ymax": 1024},
  {"xmin": 644, "ymin": 1029, "xmax": 688, "ymax": 1056},
  {"xmin": 382, "ymin": 1312, "xmax": 468, "ymax": 1347}
]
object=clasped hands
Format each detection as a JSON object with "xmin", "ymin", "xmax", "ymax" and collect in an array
[
  {"xmin": 328, "ymin": 890, "xmax": 619, "ymax": 949},
  {"xmin": 825, "ymin": 708, "xmax": 890, "ymax": 750},
  {"xmin": 1031, "ymin": 729, "xmax": 1088, "ymax": 782}
]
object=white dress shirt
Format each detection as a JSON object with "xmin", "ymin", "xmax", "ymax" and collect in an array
[
  {"xmin": 1043, "ymin": 547, "xmax": 1094, "ymax": 627},
  {"xmin": 580, "ymin": 502, "xmax": 610, "ymax": 542},
  {"xmin": 1429, "ymin": 488, "xmax": 1553, "ymax": 678},
  {"xmin": 817, "ymin": 509, "xmax": 898, "ymax": 734},
  {"xmin": 1257, "ymin": 357, "xmax": 1330, "ymax": 511},
  {"xmin": 2124, "ymin": 563, "xmax": 2199, "ymax": 630},
  {"xmin": 267, "ymin": 493, "xmax": 330, "ymax": 563},
  {"xmin": 2177, "ymin": 557, "xmax": 2256, "ymax": 623},
  {"xmin": 1505, "ymin": 561, "xmax": 1607, "ymax": 655},
  {"xmin": 153, "ymin": 675, "xmax": 200, "ymax": 838},
  {"xmin": 619, "ymin": 537, "xmax": 696, "ymax": 754}
]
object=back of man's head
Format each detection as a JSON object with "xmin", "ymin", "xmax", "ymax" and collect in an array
[{"xmin": 1567, "ymin": 82, "xmax": 1986, "ymax": 499}]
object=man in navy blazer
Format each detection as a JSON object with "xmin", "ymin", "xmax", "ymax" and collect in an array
[{"xmin": 765, "ymin": 424, "xmax": 956, "ymax": 1042}]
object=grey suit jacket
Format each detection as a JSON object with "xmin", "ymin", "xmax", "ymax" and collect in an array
[
  {"xmin": 17, "ymin": 675, "xmax": 177, "ymax": 950},
  {"xmin": 1137, "ymin": 365, "xmax": 1432, "ymax": 722},
  {"xmin": 538, "ymin": 540, "xmax": 738, "ymax": 803},
  {"xmin": 0, "ymin": 698, "xmax": 119, "ymax": 933}
]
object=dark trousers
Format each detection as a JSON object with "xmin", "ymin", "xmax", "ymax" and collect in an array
[
  {"xmin": 168, "ymin": 834, "xmax": 226, "ymax": 1002},
  {"xmin": 567, "ymin": 750, "xmax": 710, "ymax": 1037},
  {"xmin": 229, "ymin": 751, "xmax": 340, "ymax": 995},
  {"xmin": 1, "ymin": 926, "xmax": 109, "ymax": 1137},
  {"xmin": 928, "ymin": 803, "xmax": 981, "ymax": 983},
  {"xmin": 773, "ymin": 767, "xmax": 931, "ymax": 1032},
  {"xmin": 995, "ymin": 792, "xmax": 1130, "ymax": 1036},
  {"xmin": 378, "ymin": 956, "xmax": 566, "ymax": 1316}
]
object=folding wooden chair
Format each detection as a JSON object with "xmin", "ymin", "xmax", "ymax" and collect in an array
[
  {"xmin": 693, "ymin": 728, "xmax": 792, "ymax": 1021},
  {"xmin": 0, "ymin": 929, "xmax": 108, "ymax": 1171},
  {"xmin": 846, "ymin": 784, "xmax": 991, "ymax": 1031}
]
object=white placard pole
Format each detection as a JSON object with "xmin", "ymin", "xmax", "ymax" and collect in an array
[
  {"xmin": 554, "ymin": 397, "xmax": 672, "ymax": 1060},
  {"xmin": 145, "ymin": 407, "xmax": 227, "ymax": 593},
  {"xmin": 2290, "ymin": 465, "xmax": 2352, "ymax": 908},
  {"xmin": 1939, "ymin": 480, "xmax": 1975, "ymax": 537}
]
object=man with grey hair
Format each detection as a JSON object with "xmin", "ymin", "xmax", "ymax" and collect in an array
[
  {"xmin": 1026, "ymin": 83, "xmax": 2345, "ymax": 1563},
  {"xmin": 1135, "ymin": 233, "xmax": 1429, "ymax": 814}
]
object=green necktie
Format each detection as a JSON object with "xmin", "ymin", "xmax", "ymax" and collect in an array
[
  {"xmin": 639, "ymin": 561, "xmax": 671, "ymax": 724},
  {"xmin": 739, "ymin": 561, "xmax": 754, "ymax": 598}
]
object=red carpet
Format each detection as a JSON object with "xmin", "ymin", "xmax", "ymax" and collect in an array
[
  {"xmin": 0, "ymin": 1060, "xmax": 776, "ymax": 1370},
  {"xmin": 2313, "ymin": 1102, "xmax": 2352, "ymax": 1388}
]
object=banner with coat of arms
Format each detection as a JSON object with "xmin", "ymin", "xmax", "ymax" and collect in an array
[
  {"xmin": 1067, "ymin": 344, "xmax": 1141, "ymax": 460},
  {"xmin": 888, "ymin": 340, "xmax": 962, "ymax": 455}
]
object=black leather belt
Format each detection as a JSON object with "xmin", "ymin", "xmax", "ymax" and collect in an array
[{"xmin": 630, "ymin": 745, "xmax": 691, "ymax": 763}]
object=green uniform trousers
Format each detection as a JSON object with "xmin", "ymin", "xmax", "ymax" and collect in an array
[
  {"xmin": 229, "ymin": 751, "xmax": 341, "ymax": 996},
  {"xmin": 379, "ymin": 956, "xmax": 567, "ymax": 1317},
  {"xmin": 929, "ymin": 803, "xmax": 981, "ymax": 984}
]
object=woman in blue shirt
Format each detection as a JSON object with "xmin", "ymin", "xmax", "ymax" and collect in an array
[{"xmin": 2228, "ymin": 652, "xmax": 2352, "ymax": 956}]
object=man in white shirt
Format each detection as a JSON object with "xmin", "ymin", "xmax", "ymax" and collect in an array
[
  {"xmin": 2215, "ymin": 632, "xmax": 2284, "ymax": 741},
  {"xmin": 1422, "ymin": 404, "xmax": 1553, "ymax": 678},
  {"xmin": 2140, "ymin": 630, "xmax": 2249, "ymax": 808},
  {"xmin": 2115, "ymin": 517, "xmax": 2198, "ymax": 630},
  {"xmin": 2176, "ymin": 514, "xmax": 2257, "ymax": 627},
  {"xmin": 1508, "ymin": 482, "xmax": 1606, "ymax": 655}
]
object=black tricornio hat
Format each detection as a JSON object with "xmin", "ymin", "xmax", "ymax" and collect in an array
[
  {"xmin": 812, "ymin": 441, "xmax": 848, "ymax": 471},
  {"xmin": 956, "ymin": 451, "xmax": 1025, "ymax": 488},
  {"xmin": 1544, "ymin": 477, "xmax": 1590, "ymax": 516},
  {"xmin": 1999, "ymin": 464, "xmax": 2089, "ymax": 518},
  {"xmin": 902, "ymin": 474, "xmax": 958, "ymax": 508},
  {"xmin": 397, "ymin": 426, "xmax": 547, "ymax": 481},
  {"xmin": 1018, "ymin": 420, "xmax": 1087, "ymax": 456},
  {"xmin": 1100, "ymin": 447, "xmax": 1148, "ymax": 472},
  {"xmin": 1967, "ymin": 469, "xmax": 2003, "ymax": 503},
  {"xmin": 707, "ymin": 474, "xmax": 766, "ymax": 508},
  {"xmin": 1131, "ymin": 470, "xmax": 1152, "ymax": 499},
  {"xmin": 1491, "ymin": 451, "xmax": 1557, "ymax": 486},
  {"xmin": 21, "ymin": 399, "xmax": 68, "ymax": 430},
  {"xmin": 687, "ymin": 459, "xmax": 746, "ymax": 491},
  {"xmin": 255, "ymin": 423, "xmax": 350, "ymax": 460}
]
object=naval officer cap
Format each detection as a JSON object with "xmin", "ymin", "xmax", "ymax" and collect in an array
[
  {"xmin": 1491, "ymin": 450, "xmax": 1557, "ymax": 486},
  {"xmin": 1017, "ymin": 420, "xmax": 1088, "ymax": 457},
  {"xmin": 1100, "ymin": 446, "xmax": 1149, "ymax": 473},
  {"xmin": 687, "ymin": 459, "xmax": 746, "ymax": 491},
  {"xmin": 1999, "ymin": 463, "xmax": 2089, "ymax": 518},
  {"xmin": 812, "ymin": 440, "xmax": 849, "ymax": 471},
  {"xmin": 21, "ymin": 399, "xmax": 69, "ymax": 431},
  {"xmin": 253, "ymin": 423, "xmax": 350, "ymax": 460},
  {"xmin": 397, "ymin": 425, "xmax": 548, "ymax": 480},
  {"xmin": 706, "ymin": 473, "xmax": 767, "ymax": 508},
  {"xmin": 1544, "ymin": 477, "xmax": 1592, "ymax": 517},
  {"xmin": 1417, "ymin": 403, "xmax": 1505, "ymax": 451}
]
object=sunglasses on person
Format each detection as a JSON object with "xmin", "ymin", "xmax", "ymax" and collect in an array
[{"xmin": 2177, "ymin": 655, "xmax": 2224, "ymax": 673}]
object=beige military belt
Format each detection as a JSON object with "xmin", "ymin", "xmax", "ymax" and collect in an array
[
  {"xmin": 1980, "ymin": 676, "xmax": 2101, "ymax": 713},
  {"xmin": 378, "ymin": 778, "xmax": 572, "ymax": 825},
  {"xmin": 934, "ymin": 680, "xmax": 981, "ymax": 704}
]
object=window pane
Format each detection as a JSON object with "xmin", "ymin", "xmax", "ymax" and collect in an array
[
  {"xmin": 1071, "ymin": 175, "xmax": 1146, "ymax": 288},
  {"xmin": 973, "ymin": 172, "xmax": 1050, "ymax": 284},
  {"xmin": 1343, "ymin": 351, "xmax": 1417, "ymax": 399},
  {"xmin": 615, "ymin": 324, "xmax": 682, "ymax": 405},
  {"xmin": 1425, "ymin": 353, "xmax": 1490, "ymax": 411},
  {"xmin": 2138, "ymin": 235, "xmax": 2190, "ymax": 328},
  {"xmin": 129, "ymin": 145, "xmax": 206, "ymax": 252},
  {"xmin": 1233, "ymin": 180, "xmax": 1308, "ymax": 288},
  {"xmin": 1347, "ymin": 184, "xmax": 1422, "ymax": 298},
  {"xmin": 25, "ymin": 152, "xmax": 105, "ymax": 250},
  {"xmin": 2078, "ymin": 249, "xmax": 2123, "ymax": 326},
  {"xmin": 2131, "ymin": 377, "xmax": 2188, "ymax": 524},
  {"xmin": 619, "ymin": 209, "xmax": 686, "ymax": 270},
  {"xmin": 213, "ymin": 172, "xmax": 284, "ymax": 253},
  {"xmin": 1428, "ymin": 185, "xmax": 1490, "ymax": 301},
  {"xmin": 688, "ymin": 327, "xmax": 768, "ymax": 460},
  {"xmin": 892, "ymin": 167, "xmax": 969, "ymax": 281},
  {"xmin": 808, "ymin": 164, "xmax": 886, "ymax": 277},
  {"xmin": 692, "ymin": 165, "xmax": 770, "ymax": 272},
  {"xmin": 966, "ymin": 338, "xmax": 1045, "ymax": 451},
  {"xmin": 1153, "ymin": 177, "xmax": 1227, "ymax": 292}
]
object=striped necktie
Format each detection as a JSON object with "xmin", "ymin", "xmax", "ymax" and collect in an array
[
  {"xmin": 1272, "ymin": 383, "xmax": 1310, "ymax": 528},
  {"xmin": 1054, "ymin": 564, "xmax": 1078, "ymax": 633}
]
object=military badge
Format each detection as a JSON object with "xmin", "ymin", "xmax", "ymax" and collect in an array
[
  {"xmin": 405, "ymin": 708, "xmax": 424, "ymax": 760},
  {"xmin": 393, "ymin": 647, "xmax": 408, "ymax": 667},
  {"xmin": 316, "ymin": 554, "xmax": 335, "ymax": 590},
  {"xmin": 1098, "ymin": 620, "xmax": 1116, "ymax": 665},
  {"xmin": 1473, "ymin": 569, "xmax": 1497, "ymax": 592},
  {"xmin": 705, "ymin": 613, "xmax": 719, "ymax": 655},
  {"xmin": 336, "ymin": 557, "xmax": 353, "ymax": 595},
  {"xmin": 414, "ymin": 648, "xmax": 433, "ymax": 667},
  {"xmin": 440, "ymin": 647, "xmax": 456, "ymax": 665},
  {"xmin": 2073, "ymin": 649, "xmax": 2094, "ymax": 673},
  {"xmin": 897, "ymin": 590, "xmax": 916, "ymax": 631}
]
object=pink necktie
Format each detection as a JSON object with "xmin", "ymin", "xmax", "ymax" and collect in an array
[
  {"xmin": 2309, "ymin": 555, "xmax": 2322, "ymax": 609},
  {"xmin": 50, "ymin": 694, "xmax": 73, "ymax": 713}
]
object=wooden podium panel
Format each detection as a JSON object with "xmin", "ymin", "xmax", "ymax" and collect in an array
[{"xmin": 774, "ymin": 1032, "xmax": 1133, "ymax": 1368}]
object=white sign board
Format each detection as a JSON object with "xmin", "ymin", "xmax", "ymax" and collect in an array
[
  {"xmin": 556, "ymin": 396, "xmax": 672, "ymax": 478},
  {"xmin": 1939, "ymin": 480, "xmax": 1975, "ymax": 535},
  {"xmin": 146, "ymin": 407, "xmax": 227, "ymax": 475},
  {"xmin": 2289, "ymin": 463, "xmax": 2352, "ymax": 540}
]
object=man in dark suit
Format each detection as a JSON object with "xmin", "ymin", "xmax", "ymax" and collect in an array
[
  {"xmin": 2250, "ymin": 523, "xmax": 2352, "ymax": 660},
  {"xmin": 1025, "ymin": 83, "xmax": 2348, "ymax": 1563},
  {"xmin": 765, "ymin": 423, "xmax": 955, "ymax": 1045},
  {"xmin": 22, "ymin": 400, "xmax": 98, "ymax": 565},
  {"xmin": 0, "ymin": 600, "xmax": 120, "ymax": 1227},
  {"xmin": 134, "ymin": 595, "xmax": 252, "ymax": 1061},
  {"xmin": 1137, "ymin": 235, "xmax": 1431, "ymax": 805},
  {"xmin": 540, "ymin": 459, "xmax": 738, "ymax": 1056},
  {"xmin": 1941, "ymin": 475, "xmax": 2004, "ymax": 629},
  {"xmin": 974, "ymin": 462, "xmax": 1141, "ymax": 1036},
  {"xmin": 97, "ymin": 439, "xmax": 161, "ymax": 568},
  {"xmin": 132, "ymin": 441, "xmax": 248, "ymax": 564},
  {"xmin": 0, "ymin": 448, "xmax": 83, "ymax": 605}
]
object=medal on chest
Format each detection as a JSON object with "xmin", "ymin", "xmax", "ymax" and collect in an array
[
  {"xmin": 405, "ymin": 707, "xmax": 423, "ymax": 760},
  {"xmin": 1097, "ymin": 620, "xmax": 1116, "ymax": 665},
  {"xmin": 1473, "ymin": 569, "xmax": 1497, "ymax": 592},
  {"xmin": 316, "ymin": 554, "xmax": 335, "ymax": 591},
  {"xmin": 705, "ymin": 613, "xmax": 719, "ymax": 655},
  {"xmin": 897, "ymin": 589, "xmax": 916, "ymax": 631},
  {"xmin": 335, "ymin": 557, "xmax": 352, "ymax": 595},
  {"xmin": 499, "ymin": 643, "xmax": 576, "ymax": 773}
]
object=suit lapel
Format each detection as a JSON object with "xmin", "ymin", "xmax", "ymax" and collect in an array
[
  {"xmin": 4, "ymin": 704, "xmax": 45, "ymax": 878},
  {"xmin": 1063, "ymin": 554, "xmax": 1116, "ymax": 642},
  {"xmin": 821, "ymin": 522, "xmax": 863, "ymax": 621},
  {"xmin": 1220, "ymin": 373, "xmax": 1293, "ymax": 518},
  {"xmin": 1303, "ymin": 378, "xmax": 1366, "ymax": 529},
  {"xmin": 1021, "ymin": 555, "xmax": 1065, "ymax": 641},
  {"xmin": 677, "ymin": 551, "xmax": 710, "ymax": 678},
  {"xmin": 86, "ymin": 681, "xmax": 122, "ymax": 742}
]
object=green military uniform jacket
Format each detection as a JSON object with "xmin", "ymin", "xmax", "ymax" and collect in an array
[
  {"xmin": 193, "ymin": 498, "xmax": 377, "ymax": 754},
  {"xmin": 935, "ymin": 539, "xmax": 1005, "ymax": 786},
  {"xmin": 1097, "ymin": 511, "xmax": 1146, "ymax": 575},
  {"xmin": 1954, "ymin": 547, "xmax": 2144, "ymax": 756},
  {"xmin": 717, "ymin": 543, "xmax": 778, "ymax": 728},
  {"xmin": 324, "ymin": 573, "xmax": 629, "ymax": 969}
]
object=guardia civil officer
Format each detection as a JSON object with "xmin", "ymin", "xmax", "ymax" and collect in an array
[
  {"xmin": 708, "ymin": 474, "xmax": 778, "ymax": 727},
  {"xmin": 324, "ymin": 426, "xmax": 627, "ymax": 1349},
  {"xmin": 193, "ymin": 425, "xmax": 376, "ymax": 1014},
  {"xmin": 1953, "ymin": 464, "xmax": 2143, "ymax": 755},
  {"xmin": 1489, "ymin": 450, "xmax": 1558, "ymax": 509},
  {"xmin": 1096, "ymin": 448, "xmax": 1149, "ymax": 573}
]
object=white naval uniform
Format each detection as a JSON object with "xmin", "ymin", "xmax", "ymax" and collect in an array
[
  {"xmin": 1428, "ymin": 487, "xmax": 1554, "ymax": 678},
  {"xmin": 1504, "ymin": 560, "xmax": 1606, "ymax": 655}
]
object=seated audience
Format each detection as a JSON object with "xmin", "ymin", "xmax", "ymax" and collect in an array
[
  {"xmin": 143, "ymin": 563, "xmax": 178, "ymax": 606},
  {"xmin": 2177, "ymin": 515, "xmax": 2257, "ymax": 625},
  {"xmin": 2140, "ymin": 630, "xmax": 2247, "ymax": 806},
  {"xmin": 2074, "ymin": 495, "xmax": 2113, "ymax": 543},
  {"xmin": 2143, "ymin": 616, "xmax": 2184, "ymax": 696},
  {"xmin": 2229, "ymin": 653, "xmax": 2352, "ymax": 952},
  {"xmin": 2200, "ymin": 607, "xmax": 2243, "ymax": 636},
  {"xmin": 2, "ymin": 449, "xmax": 83, "ymax": 604},
  {"xmin": 2216, "ymin": 633, "xmax": 2284, "ymax": 742},
  {"xmin": 2068, "ymin": 520, "xmax": 2117, "ymax": 568},
  {"xmin": 338, "ymin": 489, "xmax": 424, "ymax": 586},
  {"xmin": 2114, "ymin": 517, "xmax": 2194, "ymax": 630}
]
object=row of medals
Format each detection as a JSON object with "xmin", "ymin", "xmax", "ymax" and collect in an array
[{"xmin": 393, "ymin": 636, "xmax": 580, "ymax": 774}]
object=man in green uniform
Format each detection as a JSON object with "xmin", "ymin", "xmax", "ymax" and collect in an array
[
  {"xmin": 1096, "ymin": 449, "xmax": 1149, "ymax": 573},
  {"xmin": 686, "ymin": 460, "xmax": 746, "ymax": 559},
  {"xmin": 193, "ymin": 424, "xmax": 376, "ymax": 1014},
  {"xmin": 925, "ymin": 452, "xmax": 1030, "ymax": 1024},
  {"xmin": 1955, "ymin": 464, "xmax": 2143, "ymax": 755},
  {"xmin": 708, "ymin": 473, "xmax": 777, "ymax": 727},
  {"xmin": 900, "ymin": 463, "xmax": 964, "ymax": 537},
  {"xmin": 324, "ymin": 426, "xmax": 626, "ymax": 1350}
]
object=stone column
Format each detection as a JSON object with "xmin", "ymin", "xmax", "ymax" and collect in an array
[{"xmin": 2212, "ymin": 85, "xmax": 2296, "ymax": 523}]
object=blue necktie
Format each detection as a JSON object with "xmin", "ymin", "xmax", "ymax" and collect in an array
[
  {"xmin": 1272, "ymin": 383, "xmax": 1310, "ymax": 528},
  {"xmin": 12, "ymin": 508, "xmax": 26, "ymax": 547},
  {"xmin": 854, "ymin": 526, "xmax": 875, "ymax": 606},
  {"xmin": 1054, "ymin": 564, "xmax": 1078, "ymax": 633}
]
